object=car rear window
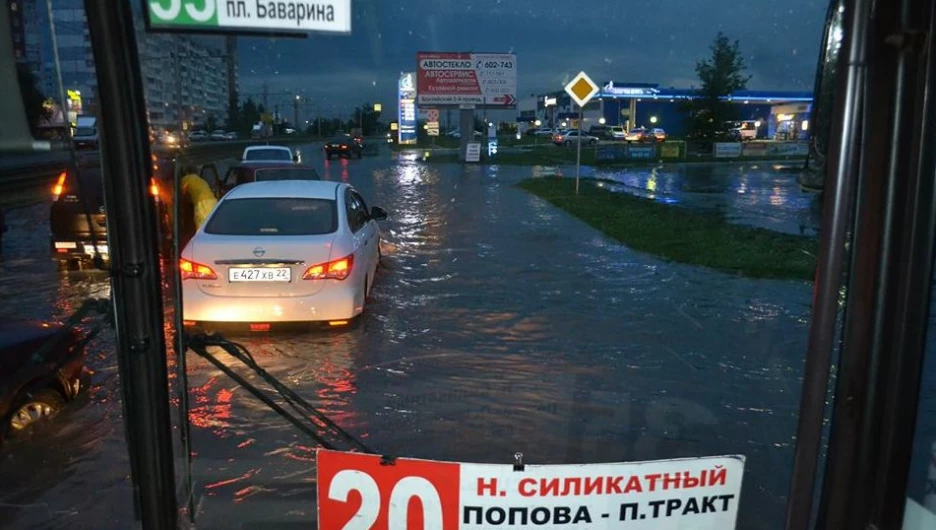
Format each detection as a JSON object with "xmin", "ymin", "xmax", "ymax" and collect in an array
[
  {"xmin": 59, "ymin": 169, "xmax": 104, "ymax": 207},
  {"xmin": 204, "ymin": 198, "xmax": 337, "ymax": 236},
  {"xmin": 254, "ymin": 168, "xmax": 320, "ymax": 181},
  {"xmin": 244, "ymin": 148, "xmax": 292, "ymax": 161},
  {"xmin": 75, "ymin": 127, "xmax": 96, "ymax": 137}
]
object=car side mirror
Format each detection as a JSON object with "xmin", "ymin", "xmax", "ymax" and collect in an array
[{"xmin": 370, "ymin": 206, "xmax": 387, "ymax": 220}]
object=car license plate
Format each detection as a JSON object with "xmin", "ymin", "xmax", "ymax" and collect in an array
[
  {"xmin": 229, "ymin": 267, "xmax": 291, "ymax": 282},
  {"xmin": 83, "ymin": 244, "xmax": 108, "ymax": 255}
]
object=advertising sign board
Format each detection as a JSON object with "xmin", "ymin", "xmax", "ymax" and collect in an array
[
  {"xmin": 465, "ymin": 142, "xmax": 481, "ymax": 162},
  {"xmin": 740, "ymin": 142, "xmax": 768, "ymax": 157},
  {"xmin": 767, "ymin": 142, "xmax": 809, "ymax": 156},
  {"xmin": 628, "ymin": 146, "xmax": 656, "ymax": 159},
  {"xmin": 714, "ymin": 143, "xmax": 742, "ymax": 158},
  {"xmin": 398, "ymin": 72, "xmax": 417, "ymax": 145},
  {"xmin": 660, "ymin": 143, "xmax": 681, "ymax": 158},
  {"xmin": 417, "ymin": 52, "xmax": 517, "ymax": 108},
  {"xmin": 317, "ymin": 449, "xmax": 745, "ymax": 530}
]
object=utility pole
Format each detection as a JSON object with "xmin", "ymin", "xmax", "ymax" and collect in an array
[
  {"xmin": 293, "ymin": 95, "xmax": 300, "ymax": 132},
  {"xmin": 274, "ymin": 104, "xmax": 279, "ymax": 133},
  {"xmin": 262, "ymin": 84, "xmax": 268, "ymax": 111}
]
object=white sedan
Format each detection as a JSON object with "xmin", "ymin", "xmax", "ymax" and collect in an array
[
  {"xmin": 180, "ymin": 180, "xmax": 387, "ymax": 328},
  {"xmin": 241, "ymin": 145, "xmax": 298, "ymax": 163}
]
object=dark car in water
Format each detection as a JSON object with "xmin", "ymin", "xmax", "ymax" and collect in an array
[
  {"xmin": 324, "ymin": 137, "xmax": 364, "ymax": 160},
  {"xmin": 209, "ymin": 161, "xmax": 321, "ymax": 197},
  {"xmin": 0, "ymin": 321, "xmax": 90, "ymax": 441},
  {"xmin": 50, "ymin": 151, "xmax": 166, "ymax": 267}
]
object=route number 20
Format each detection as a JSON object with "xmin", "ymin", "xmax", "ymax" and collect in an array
[
  {"xmin": 317, "ymin": 451, "xmax": 460, "ymax": 530},
  {"xmin": 328, "ymin": 470, "xmax": 443, "ymax": 529}
]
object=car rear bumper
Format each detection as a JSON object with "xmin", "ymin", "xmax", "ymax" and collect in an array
[
  {"xmin": 51, "ymin": 239, "xmax": 109, "ymax": 261},
  {"xmin": 182, "ymin": 281, "xmax": 363, "ymax": 323}
]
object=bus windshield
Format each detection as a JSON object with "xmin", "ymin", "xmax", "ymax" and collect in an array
[{"xmin": 2, "ymin": 1, "xmax": 864, "ymax": 529}]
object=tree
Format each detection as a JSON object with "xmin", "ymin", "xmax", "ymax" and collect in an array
[
  {"xmin": 684, "ymin": 32, "xmax": 751, "ymax": 143},
  {"xmin": 240, "ymin": 97, "xmax": 260, "ymax": 133},
  {"xmin": 204, "ymin": 113, "xmax": 218, "ymax": 132},
  {"xmin": 17, "ymin": 64, "xmax": 50, "ymax": 136}
]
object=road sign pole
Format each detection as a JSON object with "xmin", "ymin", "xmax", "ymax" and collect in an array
[
  {"xmin": 564, "ymin": 71, "xmax": 600, "ymax": 196},
  {"xmin": 576, "ymin": 104, "xmax": 583, "ymax": 195}
]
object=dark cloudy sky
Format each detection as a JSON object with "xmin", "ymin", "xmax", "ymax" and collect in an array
[{"xmin": 230, "ymin": 0, "xmax": 827, "ymax": 119}]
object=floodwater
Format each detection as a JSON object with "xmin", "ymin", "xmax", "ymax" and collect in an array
[
  {"xmin": 0, "ymin": 144, "xmax": 815, "ymax": 529},
  {"xmin": 589, "ymin": 162, "xmax": 823, "ymax": 237}
]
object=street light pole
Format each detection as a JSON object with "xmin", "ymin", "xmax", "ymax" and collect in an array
[{"xmin": 294, "ymin": 95, "xmax": 299, "ymax": 133}]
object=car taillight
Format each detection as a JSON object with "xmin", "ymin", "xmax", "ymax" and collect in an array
[
  {"xmin": 303, "ymin": 254, "xmax": 353, "ymax": 280},
  {"xmin": 180, "ymin": 258, "xmax": 217, "ymax": 280},
  {"xmin": 52, "ymin": 172, "xmax": 67, "ymax": 201}
]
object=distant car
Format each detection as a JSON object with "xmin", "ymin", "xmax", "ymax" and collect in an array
[
  {"xmin": 180, "ymin": 180, "xmax": 388, "ymax": 329},
  {"xmin": 609, "ymin": 126, "xmax": 626, "ymax": 140},
  {"xmin": 188, "ymin": 130, "xmax": 209, "ymax": 142},
  {"xmin": 324, "ymin": 138, "xmax": 363, "ymax": 160},
  {"xmin": 649, "ymin": 128, "xmax": 667, "ymax": 142},
  {"xmin": 223, "ymin": 131, "xmax": 238, "ymax": 140},
  {"xmin": 0, "ymin": 320, "xmax": 90, "ymax": 440},
  {"xmin": 625, "ymin": 127, "xmax": 653, "ymax": 143},
  {"xmin": 210, "ymin": 130, "xmax": 227, "ymax": 141},
  {"xmin": 241, "ymin": 145, "xmax": 298, "ymax": 163},
  {"xmin": 552, "ymin": 131, "xmax": 599, "ymax": 146},
  {"xmin": 214, "ymin": 161, "xmax": 321, "ymax": 197}
]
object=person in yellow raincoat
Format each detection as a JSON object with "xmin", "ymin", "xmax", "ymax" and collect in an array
[{"xmin": 179, "ymin": 166, "xmax": 218, "ymax": 246}]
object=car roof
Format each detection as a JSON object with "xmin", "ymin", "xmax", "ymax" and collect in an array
[
  {"xmin": 224, "ymin": 180, "xmax": 343, "ymax": 201},
  {"xmin": 243, "ymin": 145, "xmax": 291, "ymax": 151},
  {"xmin": 234, "ymin": 161, "xmax": 304, "ymax": 169}
]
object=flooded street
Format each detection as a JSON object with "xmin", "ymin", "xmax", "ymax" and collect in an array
[
  {"xmin": 0, "ymin": 145, "xmax": 814, "ymax": 530},
  {"xmin": 590, "ymin": 162, "xmax": 823, "ymax": 237}
]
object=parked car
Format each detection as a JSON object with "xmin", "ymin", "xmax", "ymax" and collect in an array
[
  {"xmin": 649, "ymin": 128, "xmax": 667, "ymax": 142},
  {"xmin": 72, "ymin": 116, "xmax": 98, "ymax": 150},
  {"xmin": 324, "ymin": 137, "xmax": 364, "ymax": 160},
  {"xmin": 552, "ymin": 130, "xmax": 600, "ymax": 146},
  {"xmin": 223, "ymin": 131, "xmax": 238, "ymax": 140},
  {"xmin": 207, "ymin": 161, "xmax": 321, "ymax": 197},
  {"xmin": 625, "ymin": 127, "xmax": 651, "ymax": 143},
  {"xmin": 210, "ymin": 130, "xmax": 227, "ymax": 141},
  {"xmin": 179, "ymin": 180, "xmax": 389, "ymax": 330},
  {"xmin": 241, "ymin": 145, "xmax": 298, "ymax": 163},
  {"xmin": 0, "ymin": 320, "xmax": 91, "ymax": 441},
  {"xmin": 609, "ymin": 126, "xmax": 627, "ymax": 140},
  {"xmin": 188, "ymin": 130, "xmax": 209, "ymax": 142}
]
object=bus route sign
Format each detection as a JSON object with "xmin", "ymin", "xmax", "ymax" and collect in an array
[{"xmin": 143, "ymin": 0, "xmax": 351, "ymax": 35}]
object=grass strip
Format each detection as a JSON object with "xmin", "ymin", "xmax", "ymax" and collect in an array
[{"xmin": 517, "ymin": 177, "xmax": 817, "ymax": 281}]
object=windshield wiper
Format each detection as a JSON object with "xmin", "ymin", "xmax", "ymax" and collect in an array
[{"xmin": 185, "ymin": 332, "xmax": 375, "ymax": 453}]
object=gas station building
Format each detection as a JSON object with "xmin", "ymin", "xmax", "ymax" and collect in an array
[{"xmin": 518, "ymin": 81, "xmax": 813, "ymax": 139}]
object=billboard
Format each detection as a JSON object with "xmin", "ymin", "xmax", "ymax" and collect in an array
[
  {"xmin": 417, "ymin": 52, "xmax": 517, "ymax": 108},
  {"xmin": 398, "ymin": 72, "xmax": 417, "ymax": 145}
]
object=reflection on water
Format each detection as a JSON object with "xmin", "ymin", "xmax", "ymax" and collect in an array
[
  {"xmin": 0, "ymin": 148, "xmax": 813, "ymax": 529},
  {"xmin": 593, "ymin": 164, "xmax": 821, "ymax": 237}
]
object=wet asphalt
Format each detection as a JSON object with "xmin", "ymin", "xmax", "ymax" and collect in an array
[{"xmin": 0, "ymin": 143, "xmax": 818, "ymax": 529}]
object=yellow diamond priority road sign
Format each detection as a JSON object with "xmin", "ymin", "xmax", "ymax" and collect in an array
[{"xmin": 565, "ymin": 71, "xmax": 600, "ymax": 108}]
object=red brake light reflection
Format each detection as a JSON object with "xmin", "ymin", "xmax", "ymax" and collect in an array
[
  {"xmin": 180, "ymin": 258, "xmax": 217, "ymax": 280},
  {"xmin": 52, "ymin": 172, "xmax": 67, "ymax": 201},
  {"xmin": 303, "ymin": 254, "xmax": 353, "ymax": 280}
]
